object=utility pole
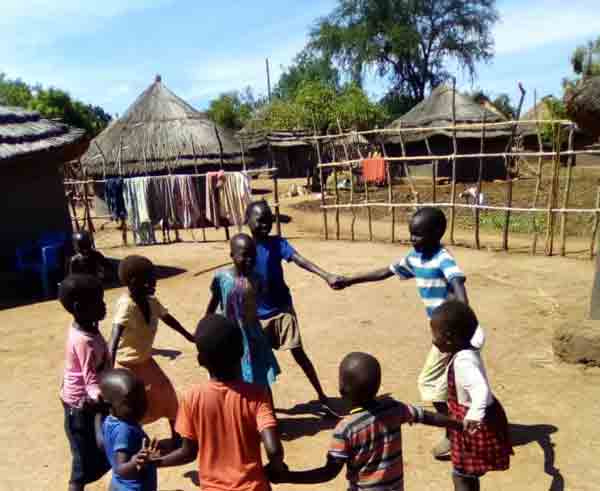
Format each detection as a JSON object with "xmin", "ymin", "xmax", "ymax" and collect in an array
[{"xmin": 266, "ymin": 58, "xmax": 272, "ymax": 102}]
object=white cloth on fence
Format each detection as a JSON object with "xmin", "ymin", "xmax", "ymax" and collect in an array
[{"xmin": 123, "ymin": 177, "xmax": 156, "ymax": 245}]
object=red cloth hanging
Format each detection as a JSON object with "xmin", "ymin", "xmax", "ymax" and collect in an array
[{"xmin": 362, "ymin": 157, "xmax": 387, "ymax": 185}]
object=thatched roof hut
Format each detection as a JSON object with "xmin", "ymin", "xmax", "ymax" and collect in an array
[
  {"xmin": 82, "ymin": 75, "xmax": 242, "ymax": 177},
  {"xmin": 565, "ymin": 76, "xmax": 600, "ymax": 138},
  {"xmin": 0, "ymin": 105, "xmax": 88, "ymax": 296},
  {"xmin": 383, "ymin": 85, "xmax": 511, "ymax": 181}
]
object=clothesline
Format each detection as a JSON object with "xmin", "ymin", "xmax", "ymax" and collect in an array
[{"xmin": 64, "ymin": 167, "xmax": 278, "ymax": 186}]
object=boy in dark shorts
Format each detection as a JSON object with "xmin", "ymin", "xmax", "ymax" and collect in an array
[
  {"xmin": 69, "ymin": 231, "xmax": 113, "ymax": 281},
  {"xmin": 246, "ymin": 200, "xmax": 341, "ymax": 415},
  {"xmin": 335, "ymin": 207, "xmax": 474, "ymax": 458},
  {"xmin": 100, "ymin": 369, "xmax": 159, "ymax": 491},
  {"xmin": 268, "ymin": 351, "xmax": 461, "ymax": 490},
  {"xmin": 152, "ymin": 314, "xmax": 286, "ymax": 491},
  {"xmin": 59, "ymin": 274, "xmax": 111, "ymax": 491}
]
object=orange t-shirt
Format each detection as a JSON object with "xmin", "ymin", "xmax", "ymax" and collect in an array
[{"xmin": 176, "ymin": 380, "xmax": 277, "ymax": 491}]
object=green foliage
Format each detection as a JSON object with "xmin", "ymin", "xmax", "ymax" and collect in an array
[
  {"xmin": 336, "ymin": 83, "xmax": 387, "ymax": 130},
  {"xmin": 539, "ymin": 97, "xmax": 568, "ymax": 145},
  {"xmin": 491, "ymin": 94, "xmax": 516, "ymax": 119},
  {"xmin": 309, "ymin": 0, "xmax": 499, "ymax": 106},
  {"xmin": 478, "ymin": 211, "xmax": 546, "ymax": 234},
  {"xmin": 0, "ymin": 73, "xmax": 111, "ymax": 136},
  {"xmin": 207, "ymin": 87, "xmax": 264, "ymax": 130},
  {"xmin": 275, "ymin": 51, "xmax": 340, "ymax": 100},
  {"xmin": 261, "ymin": 99, "xmax": 307, "ymax": 131},
  {"xmin": 564, "ymin": 37, "xmax": 600, "ymax": 90}
]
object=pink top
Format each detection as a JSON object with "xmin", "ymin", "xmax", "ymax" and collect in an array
[{"xmin": 60, "ymin": 324, "xmax": 109, "ymax": 408}]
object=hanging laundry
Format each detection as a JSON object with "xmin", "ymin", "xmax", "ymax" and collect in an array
[
  {"xmin": 123, "ymin": 177, "xmax": 156, "ymax": 246},
  {"xmin": 173, "ymin": 175, "xmax": 202, "ymax": 229},
  {"xmin": 362, "ymin": 157, "xmax": 387, "ymax": 185},
  {"xmin": 104, "ymin": 178, "xmax": 127, "ymax": 220},
  {"xmin": 221, "ymin": 172, "xmax": 251, "ymax": 228},
  {"xmin": 206, "ymin": 171, "xmax": 227, "ymax": 228}
]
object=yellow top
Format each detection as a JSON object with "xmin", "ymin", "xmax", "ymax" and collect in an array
[{"xmin": 113, "ymin": 293, "xmax": 168, "ymax": 364}]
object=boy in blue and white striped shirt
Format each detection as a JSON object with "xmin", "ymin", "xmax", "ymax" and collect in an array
[{"xmin": 335, "ymin": 207, "xmax": 469, "ymax": 460}]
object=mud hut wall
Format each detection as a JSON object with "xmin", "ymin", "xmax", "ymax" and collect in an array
[{"xmin": 0, "ymin": 156, "xmax": 72, "ymax": 268}]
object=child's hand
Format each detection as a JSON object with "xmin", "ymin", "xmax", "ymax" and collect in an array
[
  {"xmin": 463, "ymin": 420, "xmax": 483, "ymax": 434},
  {"xmin": 264, "ymin": 461, "xmax": 289, "ymax": 483},
  {"xmin": 327, "ymin": 275, "xmax": 348, "ymax": 290},
  {"xmin": 135, "ymin": 438, "xmax": 161, "ymax": 470}
]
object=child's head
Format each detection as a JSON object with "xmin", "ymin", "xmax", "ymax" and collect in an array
[
  {"xmin": 58, "ymin": 274, "xmax": 106, "ymax": 327},
  {"xmin": 73, "ymin": 231, "xmax": 93, "ymax": 255},
  {"xmin": 100, "ymin": 369, "xmax": 147, "ymax": 423},
  {"xmin": 230, "ymin": 233, "xmax": 257, "ymax": 276},
  {"xmin": 338, "ymin": 352, "xmax": 381, "ymax": 407},
  {"xmin": 118, "ymin": 255, "xmax": 156, "ymax": 297},
  {"xmin": 246, "ymin": 200, "xmax": 273, "ymax": 240},
  {"xmin": 409, "ymin": 207, "xmax": 446, "ymax": 252},
  {"xmin": 430, "ymin": 300, "xmax": 479, "ymax": 354},
  {"xmin": 195, "ymin": 314, "xmax": 243, "ymax": 380}
]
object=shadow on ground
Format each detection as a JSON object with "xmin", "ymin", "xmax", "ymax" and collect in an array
[
  {"xmin": 510, "ymin": 423, "xmax": 563, "ymax": 491},
  {"xmin": 0, "ymin": 259, "xmax": 186, "ymax": 310}
]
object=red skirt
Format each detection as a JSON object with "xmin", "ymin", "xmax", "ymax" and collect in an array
[{"xmin": 448, "ymin": 361, "xmax": 513, "ymax": 475}]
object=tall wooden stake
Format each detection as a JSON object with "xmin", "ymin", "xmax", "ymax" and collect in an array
[
  {"xmin": 475, "ymin": 112, "xmax": 487, "ymax": 250},
  {"xmin": 449, "ymin": 78, "xmax": 458, "ymax": 245},
  {"xmin": 559, "ymin": 127, "xmax": 575, "ymax": 256},
  {"xmin": 313, "ymin": 115, "xmax": 328, "ymax": 240},
  {"xmin": 545, "ymin": 122, "xmax": 561, "ymax": 256},
  {"xmin": 273, "ymin": 170, "xmax": 282, "ymax": 237},
  {"xmin": 530, "ymin": 90, "xmax": 544, "ymax": 255},
  {"xmin": 502, "ymin": 83, "xmax": 526, "ymax": 251},
  {"xmin": 379, "ymin": 136, "xmax": 395, "ymax": 243},
  {"xmin": 591, "ymin": 187, "xmax": 600, "ymax": 259},
  {"xmin": 337, "ymin": 118, "xmax": 355, "ymax": 241},
  {"xmin": 425, "ymin": 137, "xmax": 436, "ymax": 203}
]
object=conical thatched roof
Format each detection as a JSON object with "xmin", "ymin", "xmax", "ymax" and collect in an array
[
  {"xmin": 384, "ymin": 85, "xmax": 511, "ymax": 144},
  {"xmin": 0, "ymin": 105, "xmax": 87, "ymax": 162},
  {"xmin": 83, "ymin": 75, "xmax": 242, "ymax": 176}
]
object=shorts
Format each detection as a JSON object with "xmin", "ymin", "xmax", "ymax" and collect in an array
[
  {"xmin": 262, "ymin": 306, "xmax": 302, "ymax": 351},
  {"xmin": 418, "ymin": 344, "xmax": 452, "ymax": 403},
  {"xmin": 62, "ymin": 401, "xmax": 110, "ymax": 485},
  {"xmin": 453, "ymin": 468, "xmax": 483, "ymax": 479}
]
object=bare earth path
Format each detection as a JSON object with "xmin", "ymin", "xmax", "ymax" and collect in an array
[{"xmin": 1, "ymin": 192, "xmax": 599, "ymax": 491}]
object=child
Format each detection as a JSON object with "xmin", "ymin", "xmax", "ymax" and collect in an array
[
  {"xmin": 206, "ymin": 233, "xmax": 280, "ymax": 387},
  {"xmin": 336, "ymin": 207, "xmax": 473, "ymax": 458},
  {"xmin": 430, "ymin": 301, "xmax": 512, "ymax": 491},
  {"xmin": 268, "ymin": 351, "xmax": 462, "ymax": 490},
  {"xmin": 246, "ymin": 200, "xmax": 340, "ymax": 414},
  {"xmin": 109, "ymin": 255, "xmax": 194, "ymax": 442},
  {"xmin": 68, "ymin": 231, "xmax": 113, "ymax": 281},
  {"xmin": 100, "ymin": 368, "xmax": 159, "ymax": 491},
  {"xmin": 153, "ymin": 314, "xmax": 286, "ymax": 491},
  {"xmin": 59, "ymin": 274, "xmax": 111, "ymax": 491}
]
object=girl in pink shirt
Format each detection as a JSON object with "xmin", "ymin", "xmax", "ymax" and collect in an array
[{"xmin": 59, "ymin": 274, "xmax": 111, "ymax": 491}]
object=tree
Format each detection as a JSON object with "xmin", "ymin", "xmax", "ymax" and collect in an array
[
  {"xmin": 564, "ymin": 37, "xmax": 600, "ymax": 90},
  {"xmin": 0, "ymin": 73, "xmax": 33, "ymax": 107},
  {"xmin": 274, "ymin": 51, "xmax": 341, "ymax": 100},
  {"xmin": 336, "ymin": 83, "xmax": 388, "ymax": 130},
  {"xmin": 309, "ymin": 0, "xmax": 498, "ymax": 105},
  {"xmin": 492, "ymin": 94, "xmax": 516, "ymax": 119},
  {"xmin": 207, "ymin": 87, "xmax": 265, "ymax": 130}
]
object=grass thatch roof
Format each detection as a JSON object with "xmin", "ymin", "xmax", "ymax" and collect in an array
[
  {"xmin": 82, "ymin": 75, "xmax": 242, "ymax": 176},
  {"xmin": 385, "ymin": 85, "xmax": 511, "ymax": 144},
  {"xmin": 0, "ymin": 106, "xmax": 86, "ymax": 162},
  {"xmin": 237, "ymin": 127, "xmax": 313, "ymax": 150}
]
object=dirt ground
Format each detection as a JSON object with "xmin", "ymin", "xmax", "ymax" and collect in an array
[{"xmin": 2, "ymin": 184, "xmax": 600, "ymax": 491}]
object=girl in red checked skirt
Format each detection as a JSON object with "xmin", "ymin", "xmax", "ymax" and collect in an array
[{"xmin": 430, "ymin": 301, "xmax": 512, "ymax": 491}]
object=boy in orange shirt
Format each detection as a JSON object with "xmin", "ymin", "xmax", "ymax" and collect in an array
[{"xmin": 153, "ymin": 314, "xmax": 285, "ymax": 491}]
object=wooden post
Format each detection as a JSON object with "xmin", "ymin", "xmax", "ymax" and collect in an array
[
  {"xmin": 502, "ymin": 83, "xmax": 526, "ymax": 251},
  {"xmin": 379, "ymin": 136, "xmax": 395, "ymax": 243},
  {"xmin": 559, "ymin": 127, "xmax": 576, "ymax": 256},
  {"xmin": 328, "ymin": 135, "xmax": 341, "ymax": 241},
  {"xmin": 545, "ymin": 122, "xmax": 561, "ymax": 256},
  {"xmin": 313, "ymin": 118, "xmax": 328, "ymax": 240},
  {"xmin": 240, "ymin": 141, "xmax": 247, "ymax": 172},
  {"xmin": 396, "ymin": 122, "xmax": 419, "ymax": 204},
  {"xmin": 365, "ymin": 169, "xmax": 373, "ymax": 241},
  {"xmin": 591, "ymin": 187, "xmax": 600, "ymax": 259},
  {"xmin": 273, "ymin": 170, "xmax": 282, "ymax": 237},
  {"xmin": 337, "ymin": 118, "xmax": 356, "ymax": 242},
  {"xmin": 475, "ymin": 112, "xmax": 487, "ymax": 250},
  {"xmin": 530, "ymin": 90, "xmax": 544, "ymax": 255},
  {"xmin": 425, "ymin": 137, "xmax": 436, "ymax": 203},
  {"xmin": 449, "ymin": 78, "xmax": 458, "ymax": 245}
]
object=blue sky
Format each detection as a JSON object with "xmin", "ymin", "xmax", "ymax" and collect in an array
[{"xmin": 1, "ymin": 0, "xmax": 599, "ymax": 116}]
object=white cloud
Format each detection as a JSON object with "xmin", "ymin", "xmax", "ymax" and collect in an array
[{"xmin": 494, "ymin": 0, "xmax": 600, "ymax": 55}]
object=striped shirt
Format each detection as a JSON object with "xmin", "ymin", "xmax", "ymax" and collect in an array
[
  {"xmin": 328, "ymin": 398, "xmax": 418, "ymax": 491},
  {"xmin": 389, "ymin": 247, "xmax": 465, "ymax": 318}
]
